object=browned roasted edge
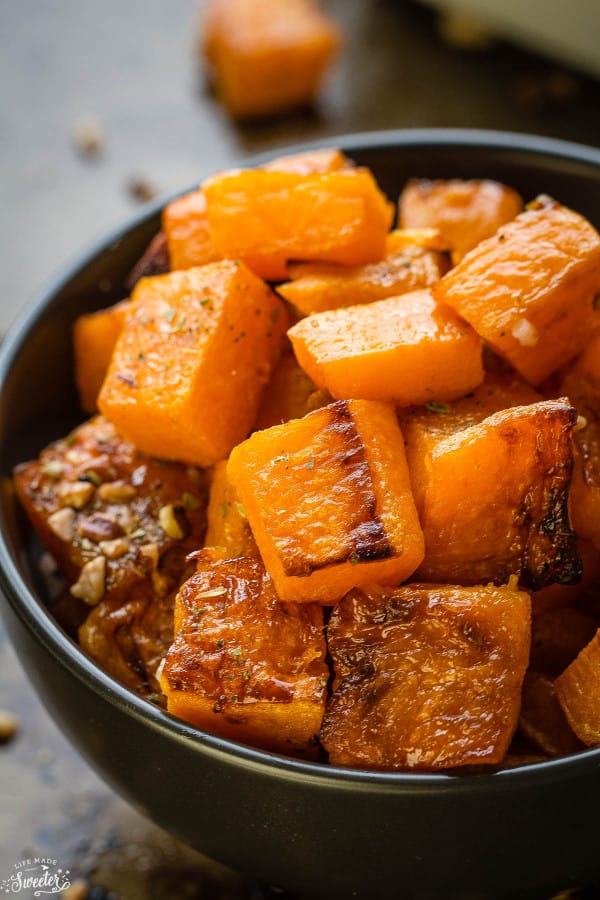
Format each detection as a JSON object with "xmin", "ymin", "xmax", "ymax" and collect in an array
[{"xmin": 281, "ymin": 400, "xmax": 393, "ymax": 577}]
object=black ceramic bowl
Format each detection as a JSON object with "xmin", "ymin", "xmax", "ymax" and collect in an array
[{"xmin": 2, "ymin": 129, "xmax": 600, "ymax": 900}]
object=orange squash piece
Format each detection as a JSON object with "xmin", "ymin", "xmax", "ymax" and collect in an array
[
  {"xmin": 13, "ymin": 417, "xmax": 208, "ymax": 608},
  {"xmin": 400, "ymin": 371, "xmax": 541, "ymax": 510},
  {"xmin": 288, "ymin": 289, "xmax": 483, "ymax": 406},
  {"xmin": 533, "ymin": 540, "xmax": 600, "ymax": 613},
  {"xmin": 434, "ymin": 196, "xmax": 600, "ymax": 385},
  {"xmin": 321, "ymin": 582, "xmax": 531, "ymax": 770},
  {"xmin": 74, "ymin": 300, "xmax": 129, "ymax": 414},
  {"xmin": 160, "ymin": 551, "xmax": 328, "ymax": 756},
  {"xmin": 202, "ymin": 0, "xmax": 341, "ymax": 120},
  {"xmin": 162, "ymin": 148, "xmax": 350, "ymax": 281},
  {"xmin": 204, "ymin": 460, "xmax": 257, "ymax": 559},
  {"xmin": 278, "ymin": 239, "xmax": 445, "ymax": 316},
  {"xmin": 203, "ymin": 168, "xmax": 394, "ymax": 270},
  {"xmin": 556, "ymin": 630, "xmax": 600, "ymax": 745},
  {"xmin": 399, "ymin": 178, "xmax": 522, "ymax": 263},
  {"xmin": 530, "ymin": 607, "xmax": 598, "ymax": 678},
  {"xmin": 404, "ymin": 400, "xmax": 580, "ymax": 589},
  {"xmin": 253, "ymin": 351, "xmax": 317, "ymax": 431},
  {"xmin": 227, "ymin": 399, "xmax": 424, "ymax": 604},
  {"xmin": 98, "ymin": 262, "xmax": 288, "ymax": 467}
]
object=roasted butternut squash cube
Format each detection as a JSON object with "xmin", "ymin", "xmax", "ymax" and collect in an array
[
  {"xmin": 556, "ymin": 630, "xmax": 600, "ymax": 745},
  {"xmin": 203, "ymin": 0, "xmax": 341, "ymax": 120},
  {"xmin": 163, "ymin": 149, "xmax": 350, "ymax": 281},
  {"xmin": 278, "ymin": 240, "xmax": 445, "ymax": 316},
  {"xmin": 204, "ymin": 460, "xmax": 257, "ymax": 559},
  {"xmin": 162, "ymin": 190, "xmax": 220, "ymax": 273},
  {"xmin": 160, "ymin": 552, "xmax": 328, "ymax": 755},
  {"xmin": 227, "ymin": 399, "xmax": 424, "ymax": 603},
  {"xmin": 321, "ymin": 582, "xmax": 531, "ymax": 770},
  {"xmin": 204, "ymin": 169, "xmax": 393, "ymax": 270},
  {"xmin": 79, "ymin": 563, "xmax": 183, "ymax": 698},
  {"xmin": 253, "ymin": 351, "xmax": 317, "ymax": 431},
  {"xmin": 74, "ymin": 300, "xmax": 130, "ymax": 414},
  {"xmin": 434, "ymin": 196, "xmax": 600, "ymax": 385},
  {"xmin": 399, "ymin": 178, "xmax": 522, "ymax": 263},
  {"xmin": 400, "ymin": 371, "xmax": 541, "ymax": 510},
  {"xmin": 404, "ymin": 400, "xmax": 580, "ymax": 589},
  {"xmin": 98, "ymin": 262, "xmax": 288, "ymax": 466},
  {"xmin": 518, "ymin": 671, "xmax": 583, "ymax": 757},
  {"xmin": 532, "ymin": 540, "xmax": 600, "ymax": 613},
  {"xmin": 13, "ymin": 417, "xmax": 208, "ymax": 608},
  {"xmin": 288, "ymin": 289, "xmax": 483, "ymax": 406}
]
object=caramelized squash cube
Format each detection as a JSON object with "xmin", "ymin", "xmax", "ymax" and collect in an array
[
  {"xmin": 278, "ymin": 240, "xmax": 445, "ymax": 316},
  {"xmin": 74, "ymin": 300, "xmax": 129, "ymax": 414},
  {"xmin": 262, "ymin": 147, "xmax": 350, "ymax": 175},
  {"xmin": 321, "ymin": 582, "xmax": 531, "ymax": 770},
  {"xmin": 434, "ymin": 196, "xmax": 600, "ymax": 384},
  {"xmin": 13, "ymin": 417, "xmax": 208, "ymax": 607},
  {"xmin": 204, "ymin": 168, "xmax": 393, "ymax": 270},
  {"xmin": 399, "ymin": 178, "xmax": 522, "ymax": 263},
  {"xmin": 288, "ymin": 289, "xmax": 483, "ymax": 406},
  {"xmin": 404, "ymin": 400, "xmax": 580, "ymax": 589},
  {"xmin": 227, "ymin": 399, "xmax": 424, "ymax": 603},
  {"xmin": 160, "ymin": 552, "xmax": 328, "ymax": 755},
  {"xmin": 556, "ymin": 630, "xmax": 600, "ymax": 745},
  {"xmin": 98, "ymin": 262, "xmax": 288, "ymax": 466},
  {"xmin": 203, "ymin": 0, "xmax": 341, "ymax": 120}
]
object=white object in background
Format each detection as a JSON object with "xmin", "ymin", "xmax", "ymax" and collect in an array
[{"xmin": 418, "ymin": 0, "xmax": 600, "ymax": 78}]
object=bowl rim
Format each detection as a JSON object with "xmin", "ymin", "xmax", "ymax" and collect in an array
[{"xmin": 2, "ymin": 126, "xmax": 600, "ymax": 792}]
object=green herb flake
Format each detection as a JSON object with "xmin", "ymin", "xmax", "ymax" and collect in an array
[
  {"xmin": 84, "ymin": 470, "xmax": 102, "ymax": 486},
  {"xmin": 305, "ymin": 458, "xmax": 315, "ymax": 471},
  {"xmin": 162, "ymin": 307, "xmax": 177, "ymax": 323},
  {"xmin": 129, "ymin": 527, "xmax": 146, "ymax": 540},
  {"xmin": 270, "ymin": 306, "xmax": 281, "ymax": 324},
  {"xmin": 96, "ymin": 434, "xmax": 110, "ymax": 445},
  {"xmin": 235, "ymin": 502, "xmax": 247, "ymax": 520},
  {"xmin": 183, "ymin": 491, "xmax": 199, "ymax": 510},
  {"xmin": 349, "ymin": 554, "xmax": 360, "ymax": 567},
  {"xmin": 80, "ymin": 537, "xmax": 94, "ymax": 551},
  {"xmin": 231, "ymin": 647, "xmax": 243, "ymax": 657},
  {"xmin": 220, "ymin": 501, "xmax": 229, "ymax": 519},
  {"xmin": 273, "ymin": 454, "xmax": 289, "ymax": 464},
  {"xmin": 200, "ymin": 298, "xmax": 212, "ymax": 307},
  {"xmin": 65, "ymin": 435, "xmax": 77, "ymax": 447},
  {"xmin": 138, "ymin": 352, "xmax": 146, "ymax": 362},
  {"xmin": 424, "ymin": 402, "xmax": 450, "ymax": 415},
  {"xmin": 216, "ymin": 639, "xmax": 225, "ymax": 650},
  {"xmin": 42, "ymin": 461, "xmax": 63, "ymax": 480}
]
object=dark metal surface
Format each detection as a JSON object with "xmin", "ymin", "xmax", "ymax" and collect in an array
[{"xmin": 2, "ymin": 2, "xmax": 600, "ymax": 898}]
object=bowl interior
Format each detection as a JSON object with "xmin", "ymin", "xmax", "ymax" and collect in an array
[{"xmin": 2, "ymin": 128, "xmax": 600, "ymax": 780}]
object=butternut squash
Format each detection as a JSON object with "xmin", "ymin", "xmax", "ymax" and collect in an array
[
  {"xmin": 203, "ymin": 0, "xmax": 341, "ymax": 120},
  {"xmin": 321, "ymin": 581, "xmax": 531, "ymax": 769},
  {"xmin": 13, "ymin": 416, "xmax": 208, "ymax": 607},
  {"xmin": 203, "ymin": 168, "xmax": 394, "ymax": 270},
  {"xmin": 227, "ymin": 399, "xmax": 424, "ymax": 603},
  {"xmin": 434, "ymin": 196, "xmax": 600, "ymax": 384},
  {"xmin": 98, "ymin": 262, "xmax": 288, "ymax": 466},
  {"xmin": 399, "ymin": 178, "xmax": 522, "ymax": 263},
  {"xmin": 556, "ymin": 630, "xmax": 600, "ymax": 746},
  {"xmin": 288, "ymin": 289, "xmax": 483, "ymax": 406},
  {"xmin": 160, "ymin": 551, "xmax": 328, "ymax": 756}
]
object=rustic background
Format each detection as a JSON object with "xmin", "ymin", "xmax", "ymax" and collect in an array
[{"xmin": 2, "ymin": 1, "xmax": 600, "ymax": 897}]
